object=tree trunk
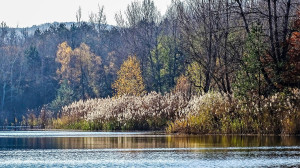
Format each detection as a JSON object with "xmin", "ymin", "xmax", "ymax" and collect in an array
[{"xmin": 1, "ymin": 83, "xmax": 6, "ymax": 111}]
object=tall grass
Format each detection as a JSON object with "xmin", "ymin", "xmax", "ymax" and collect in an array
[
  {"xmin": 53, "ymin": 92, "xmax": 189, "ymax": 130},
  {"xmin": 167, "ymin": 89, "xmax": 300, "ymax": 135},
  {"xmin": 51, "ymin": 89, "xmax": 300, "ymax": 134}
]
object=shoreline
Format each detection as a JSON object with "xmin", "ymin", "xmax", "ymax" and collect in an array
[{"xmin": 0, "ymin": 128, "xmax": 299, "ymax": 136}]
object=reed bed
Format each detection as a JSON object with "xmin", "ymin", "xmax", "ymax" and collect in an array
[
  {"xmin": 167, "ymin": 89, "xmax": 300, "ymax": 135},
  {"xmin": 52, "ymin": 89, "xmax": 300, "ymax": 134},
  {"xmin": 53, "ymin": 92, "xmax": 189, "ymax": 130}
]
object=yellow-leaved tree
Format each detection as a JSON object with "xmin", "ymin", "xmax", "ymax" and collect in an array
[
  {"xmin": 55, "ymin": 41, "xmax": 102, "ymax": 99},
  {"xmin": 112, "ymin": 56, "xmax": 145, "ymax": 97},
  {"xmin": 72, "ymin": 43, "xmax": 102, "ymax": 98},
  {"xmin": 56, "ymin": 42, "xmax": 72, "ymax": 80}
]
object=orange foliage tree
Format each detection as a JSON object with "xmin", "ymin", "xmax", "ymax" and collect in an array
[
  {"xmin": 282, "ymin": 11, "xmax": 300, "ymax": 88},
  {"xmin": 262, "ymin": 10, "xmax": 300, "ymax": 90}
]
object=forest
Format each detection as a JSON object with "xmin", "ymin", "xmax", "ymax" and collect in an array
[{"xmin": 0, "ymin": 0, "xmax": 299, "ymax": 134}]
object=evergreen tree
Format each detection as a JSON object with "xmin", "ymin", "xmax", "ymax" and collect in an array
[
  {"xmin": 49, "ymin": 80, "xmax": 74, "ymax": 115},
  {"xmin": 234, "ymin": 25, "xmax": 265, "ymax": 97}
]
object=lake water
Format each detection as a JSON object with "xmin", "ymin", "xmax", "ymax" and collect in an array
[{"xmin": 0, "ymin": 131, "xmax": 299, "ymax": 167}]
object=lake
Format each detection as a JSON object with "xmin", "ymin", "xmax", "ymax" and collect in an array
[{"xmin": 0, "ymin": 131, "xmax": 299, "ymax": 167}]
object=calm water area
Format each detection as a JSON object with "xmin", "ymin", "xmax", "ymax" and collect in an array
[{"xmin": 0, "ymin": 131, "xmax": 299, "ymax": 167}]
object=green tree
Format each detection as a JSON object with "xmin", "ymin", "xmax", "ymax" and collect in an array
[
  {"xmin": 25, "ymin": 46, "xmax": 41, "ymax": 69},
  {"xmin": 149, "ymin": 36, "xmax": 184, "ymax": 93},
  {"xmin": 49, "ymin": 80, "xmax": 75, "ymax": 114},
  {"xmin": 234, "ymin": 25, "xmax": 265, "ymax": 97},
  {"xmin": 187, "ymin": 61, "xmax": 205, "ymax": 95}
]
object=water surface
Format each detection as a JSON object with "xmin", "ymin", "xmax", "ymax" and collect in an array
[{"xmin": 0, "ymin": 131, "xmax": 299, "ymax": 167}]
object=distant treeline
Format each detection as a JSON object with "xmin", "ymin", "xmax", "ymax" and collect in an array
[{"xmin": 0, "ymin": 0, "xmax": 299, "ymax": 128}]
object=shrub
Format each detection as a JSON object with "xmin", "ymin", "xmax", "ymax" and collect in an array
[{"xmin": 27, "ymin": 111, "xmax": 38, "ymax": 129}]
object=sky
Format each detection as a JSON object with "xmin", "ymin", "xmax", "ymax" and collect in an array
[{"xmin": 0, "ymin": 0, "xmax": 172, "ymax": 28}]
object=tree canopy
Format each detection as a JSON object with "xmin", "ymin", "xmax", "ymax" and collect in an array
[{"xmin": 112, "ymin": 56, "xmax": 145, "ymax": 97}]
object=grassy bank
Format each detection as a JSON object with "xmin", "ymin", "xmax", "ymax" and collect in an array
[
  {"xmin": 167, "ymin": 89, "xmax": 300, "ymax": 135},
  {"xmin": 50, "ymin": 89, "xmax": 300, "ymax": 134}
]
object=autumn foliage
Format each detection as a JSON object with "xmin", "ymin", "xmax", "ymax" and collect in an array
[
  {"xmin": 261, "ymin": 11, "xmax": 300, "ymax": 90},
  {"xmin": 56, "ymin": 42, "xmax": 102, "ymax": 99},
  {"xmin": 281, "ymin": 31, "xmax": 300, "ymax": 87},
  {"xmin": 112, "ymin": 56, "xmax": 145, "ymax": 97},
  {"xmin": 283, "ymin": 11, "xmax": 300, "ymax": 87}
]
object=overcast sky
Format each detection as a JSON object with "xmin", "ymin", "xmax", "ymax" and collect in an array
[{"xmin": 0, "ymin": 0, "xmax": 172, "ymax": 28}]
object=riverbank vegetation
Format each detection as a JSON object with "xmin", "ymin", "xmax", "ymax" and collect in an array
[
  {"xmin": 50, "ymin": 88, "xmax": 300, "ymax": 135},
  {"xmin": 52, "ymin": 92, "xmax": 188, "ymax": 130},
  {"xmin": 0, "ymin": 0, "xmax": 299, "ymax": 134},
  {"xmin": 167, "ymin": 89, "xmax": 300, "ymax": 134}
]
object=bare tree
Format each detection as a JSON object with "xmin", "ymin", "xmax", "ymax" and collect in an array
[
  {"xmin": 76, "ymin": 6, "xmax": 82, "ymax": 26},
  {"xmin": 115, "ymin": 0, "xmax": 164, "ymax": 92},
  {"xmin": 235, "ymin": 0, "xmax": 300, "ymax": 91},
  {"xmin": 89, "ymin": 4, "xmax": 107, "ymax": 35}
]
